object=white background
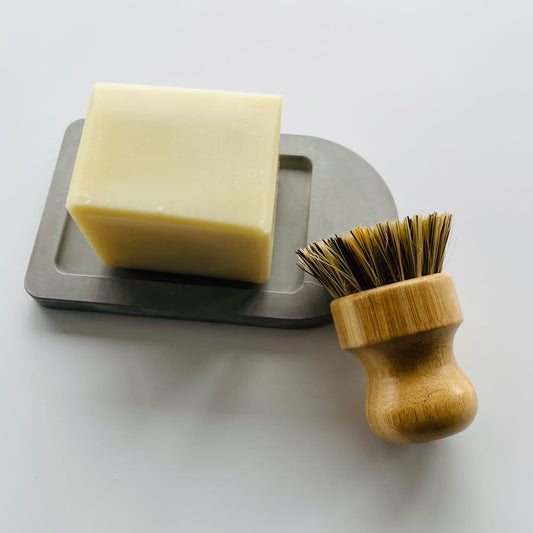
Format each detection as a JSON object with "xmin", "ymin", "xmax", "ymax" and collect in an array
[{"xmin": 2, "ymin": 1, "xmax": 532, "ymax": 531}]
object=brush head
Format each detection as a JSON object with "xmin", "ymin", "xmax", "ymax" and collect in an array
[{"xmin": 296, "ymin": 213, "xmax": 452, "ymax": 299}]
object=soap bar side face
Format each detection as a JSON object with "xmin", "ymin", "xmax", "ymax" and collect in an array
[
  {"xmin": 66, "ymin": 83, "xmax": 282, "ymax": 283},
  {"xmin": 71, "ymin": 210, "xmax": 272, "ymax": 282}
]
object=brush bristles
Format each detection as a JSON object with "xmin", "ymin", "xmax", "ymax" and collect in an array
[{"xmin": 296, "ymin": 213, "xmax": 453, "ymax": 299}]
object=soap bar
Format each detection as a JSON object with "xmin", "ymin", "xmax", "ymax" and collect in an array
[{"xmin": 66, "ymin": 83, "xmax": 282, "ymax": 283}]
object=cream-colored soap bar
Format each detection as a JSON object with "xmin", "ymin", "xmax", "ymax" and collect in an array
[{"xmin": 66, "ymin": 83, "xmax": 282, "ymax": 283}]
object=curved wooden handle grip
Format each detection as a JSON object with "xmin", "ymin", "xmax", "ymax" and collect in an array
[{"xmin": 331, "ymin": 274, "xmax": 477, "ymax": 444}]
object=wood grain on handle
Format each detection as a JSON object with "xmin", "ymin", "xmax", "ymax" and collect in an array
[{"xmin": 331, "ymin": 273, "xmax": 477, "ymax": 444}]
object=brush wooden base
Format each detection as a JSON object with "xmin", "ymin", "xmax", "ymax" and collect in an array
[{"xmin": 331, "ymin": 273, "xmax": 477, "ymax": 444}]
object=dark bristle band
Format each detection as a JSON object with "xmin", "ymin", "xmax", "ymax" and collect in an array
[{"xmin": 296, "ymin": 213, "xmax": 453, "ymax": 299}]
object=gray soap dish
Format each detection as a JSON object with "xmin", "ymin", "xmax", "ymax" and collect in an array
[{"xmin": 25, "ymin": 119, "xmax": 397, "ymax": 328}]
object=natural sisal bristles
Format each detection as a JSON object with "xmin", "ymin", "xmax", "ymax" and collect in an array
[{"xmin": 296, "ymin": 213, "xmax": 453, "ymax": 299}]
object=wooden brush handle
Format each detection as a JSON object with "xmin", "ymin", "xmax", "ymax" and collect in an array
[{"xmin": 331, "ymin": 273, "xmax": 477, "ymax": 444}]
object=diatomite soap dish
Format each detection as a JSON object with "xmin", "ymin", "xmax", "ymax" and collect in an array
[{"xmin": 25, "ymin": 119, "xmax": 397, "ymax": 328}]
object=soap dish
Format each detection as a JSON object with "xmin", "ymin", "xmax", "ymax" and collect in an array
[{"xmin": 25, "ymin": 120, "xmax": 397, "ymax": 328}]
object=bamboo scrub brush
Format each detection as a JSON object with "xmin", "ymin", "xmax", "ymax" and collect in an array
[{"xmin": 296, "ymin": 213, "xmax": 477, "ymax": 444}]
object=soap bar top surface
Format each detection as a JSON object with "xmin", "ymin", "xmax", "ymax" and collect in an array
[{"xmin": 68, "ymin": 83, "xmax": 282, "ymax": 231}]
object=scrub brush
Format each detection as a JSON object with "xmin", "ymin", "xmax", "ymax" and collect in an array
[{"xmin": 296, "ymin": 213, "xmax": 477, "ymax": 444}]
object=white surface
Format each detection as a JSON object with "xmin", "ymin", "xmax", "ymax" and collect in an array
[{"xmin": 2, "ymin": 1, "xmax": 532, "ymax": 531}]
